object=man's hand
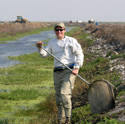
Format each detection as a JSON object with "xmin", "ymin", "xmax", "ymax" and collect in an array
[
  {"xmin": 36, "ymin": 41, "xmax": 43, "ymax": 50},
  {"xmin": 72, "ymin": 68, "xmax": 79, "ymax": 75}
]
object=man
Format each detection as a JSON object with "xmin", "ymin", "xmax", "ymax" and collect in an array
[{"xmin": 36, "ymin": 22, "xmax": 84, "ymax": 124}]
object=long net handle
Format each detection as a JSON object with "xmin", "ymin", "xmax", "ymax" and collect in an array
[{"xmin": 41, "ymin": 46, "xmax": 90, "ymax": 85}]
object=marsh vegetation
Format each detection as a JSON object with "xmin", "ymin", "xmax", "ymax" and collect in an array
[{"xmin": 0, "ymin": 22, "xmax": 124, "ymax": 124}]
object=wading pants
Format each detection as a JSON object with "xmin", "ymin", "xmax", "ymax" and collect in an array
[{"xmin": 53, "ymin": 69, "xmax": 76, "ymax": 120}]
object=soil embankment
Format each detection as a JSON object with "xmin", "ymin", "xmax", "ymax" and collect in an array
[{"xmin": 71, "ymin": 22, "xmax": 125, "ymax": 123}]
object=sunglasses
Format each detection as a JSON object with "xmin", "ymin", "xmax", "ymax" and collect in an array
[{"xmin": 55, "ymin": 29, "xmax": 64, "ymax": 32}]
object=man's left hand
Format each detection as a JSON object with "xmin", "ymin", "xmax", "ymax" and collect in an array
[{"xmin": 72, "ymin": 68, "xmax": 79, "ymax": 75}]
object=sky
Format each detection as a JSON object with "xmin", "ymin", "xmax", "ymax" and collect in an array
[{"xmin": 0, "ymin": 0, "xmax": 125, "ymax": 22}]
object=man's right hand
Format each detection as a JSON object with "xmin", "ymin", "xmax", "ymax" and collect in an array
[{"xmin": 36, "ymin": 41, "xmax": 43, "ymax": 49}]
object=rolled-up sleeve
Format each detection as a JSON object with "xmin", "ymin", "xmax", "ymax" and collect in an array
[{"xmin": 39, "ymin": 42, "xmax": 52, "ymax": 58}]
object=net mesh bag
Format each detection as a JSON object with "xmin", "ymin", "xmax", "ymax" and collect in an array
[{"xmin": 88, "ymin": 80, "xmax": 116, "ymax": 114}]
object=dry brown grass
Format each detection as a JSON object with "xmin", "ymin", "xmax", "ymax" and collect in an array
[
  {"xmin": 95, "ymin": 24, "xmax": 125, "ymax": 42},
  {"xmin": 87, "ymin": 24, "xmax": 125, "ymax": 43},
  {"xmin": 84, "ymin": 23, "xmax": 125, "ymax": 51},
  {"xmin": 0, "ymin": 22, "xmax": 52, "ymax": 37}
]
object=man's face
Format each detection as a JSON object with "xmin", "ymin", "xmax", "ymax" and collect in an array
[{"xmin": 54, "ymin": 26, "xmax": 65, "ymax": 40}]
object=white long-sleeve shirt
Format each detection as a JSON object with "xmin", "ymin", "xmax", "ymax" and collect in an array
[{"xmin": 39, "ymin": 36, "xmax": 84, "ymax": 69}]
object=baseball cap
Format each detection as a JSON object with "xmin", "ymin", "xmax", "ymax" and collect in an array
[{"xmin": 54, "ymin": 22, "xmax": 65, "ymax": 29}]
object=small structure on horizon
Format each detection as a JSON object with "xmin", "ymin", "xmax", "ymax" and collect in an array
[
  {"xmin": 88, "ymin": 19, "xmax": 95, "ymax": 24},
  {"xmin": 69, "ymin": 20, "xmax": 72, "ymax": 23},
  {"xmin": 76, "ymin": 20, "xmax": 83, "ymax": 23}
]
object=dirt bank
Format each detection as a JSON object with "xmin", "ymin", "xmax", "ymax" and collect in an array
[{"xmin": 72, "ymin": 23, "xmax": 125, "ymax": 123}]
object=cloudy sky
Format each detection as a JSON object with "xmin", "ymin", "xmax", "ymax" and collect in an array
[{"xmin": 0, "ymin": 0, "xmax": 125, "ymax": 22}]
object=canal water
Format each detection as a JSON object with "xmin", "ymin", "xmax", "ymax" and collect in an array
[{"xmin": 0, "ymin": 27, "xmax": 73, "ymax": 68}]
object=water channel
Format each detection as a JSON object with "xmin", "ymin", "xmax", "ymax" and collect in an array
[{"xmin": 0, "ymin": 27, "xmax": 73, "ymax": 68}]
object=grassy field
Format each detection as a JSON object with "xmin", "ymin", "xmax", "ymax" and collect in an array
[
  {"xmin": 0, "ymin": 52, "xmax": 55, "ymax": 123},
  {"xmin": 0, "ymin": 25, "xmax": 124, "ymax": 124}
]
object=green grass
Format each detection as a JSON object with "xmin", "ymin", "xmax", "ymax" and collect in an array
[
  {"xmin": 97, "ymin": 117, "xmax": 123, "ymax": 124},
  {"xmin": 72, "ymin": 105, "xmax": 124, "ymax": 124},
  {"xmin": 78, "ymin": 54, "xmax": 123, "ymax": 88},
  {"xmin": 0, "ymin": 53, "xmax": 54, "ymax": 85},
  {"xmin": 0, "ymin": 51, "xmax": 55, "ymax": 123},
  {"xmin": 0, "ymin": 26, "xmax": 124, "ymax": 124},
  {"xmin": 65, "ymin": 26, "xmax": 80, "ymax": 36},
  {"xmin": 0, "ymin": 89, "xmax": 40, "ymax": 100}
]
